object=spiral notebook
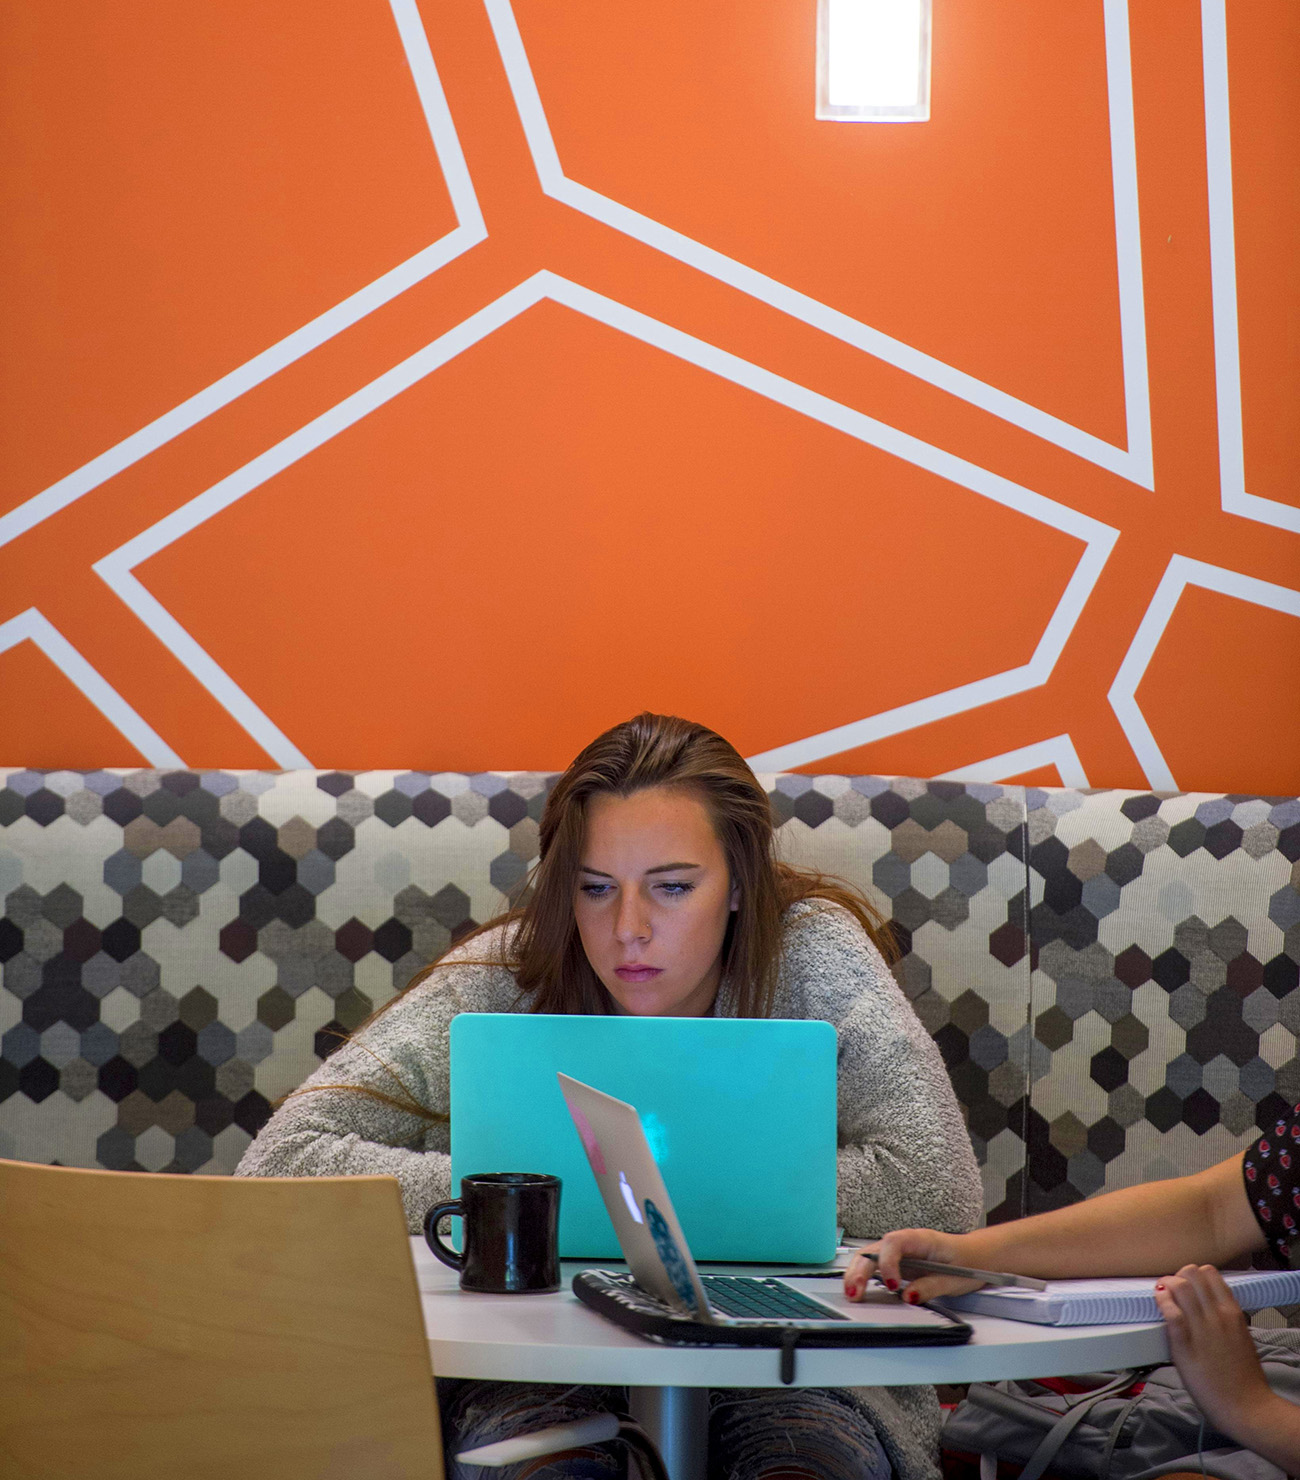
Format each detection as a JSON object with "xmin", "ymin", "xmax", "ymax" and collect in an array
[{"xmin": 942, "ymin": 1268, "xmax": 1300, "ymax": 1326}]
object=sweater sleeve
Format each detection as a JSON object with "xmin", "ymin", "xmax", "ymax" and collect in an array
[
  {"xmin": 782, "ymin": 905, "xmax": 984, "ymax": 1240},
  {"xmin": 234, "ymin": 939, "xmax": 520, "ymax": 1232}
]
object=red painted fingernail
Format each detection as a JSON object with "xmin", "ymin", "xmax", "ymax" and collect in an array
[
  {"xmin": 1155, "ymin": 1283, "xmax": 1164, "ymax": 1290},
  {"xmin": 848, "ymin": 1283, "xmax": 860, "ymax": 1298},
  {"xmin": 905, "ymin": 1290, "xmax": 919, "ymax": 1304},
  {"xmin": 885, "ymin": 1278, "xmax": 898, "ymax": 1291}
]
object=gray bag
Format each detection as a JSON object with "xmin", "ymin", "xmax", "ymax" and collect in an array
[{"xmin": 941, "ymin": 1333, "xmax": 1300, "ymax": 1480}]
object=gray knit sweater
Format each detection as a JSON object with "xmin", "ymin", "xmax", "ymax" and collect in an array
[
  {"xmin": 237, "ymin": 900, "xmax": 979, "ymax": 1235},
  {"xmin": 237, "ymin": 900, "xmax": 981, "ymax": 1480}
]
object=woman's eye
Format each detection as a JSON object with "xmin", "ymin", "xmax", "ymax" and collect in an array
[
  {"xmin": 579, "ymin": 883, "xmax": 612, "ymax": 898},
  {"xmin": 658, "ymin": 881, "xmax": 695, "ymax": 897}
]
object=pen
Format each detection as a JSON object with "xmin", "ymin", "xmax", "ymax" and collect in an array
[{"xmin": 859, "ymin": 1251, "xmax": 1048, "ymax": 1291}]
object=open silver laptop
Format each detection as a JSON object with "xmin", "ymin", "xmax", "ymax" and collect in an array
[
  {"xmin": 557, "ymin": 1073, "xmax": 972, "ymax": 1356},
  {"xmin": 557, "ymin": 1071, "xmax": 855, "ymax": 1328}
]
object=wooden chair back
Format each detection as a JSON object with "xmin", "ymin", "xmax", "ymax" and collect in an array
[{"xmin": 0, "ymin": 1160, "xmax": 445, "ymax": 1480}]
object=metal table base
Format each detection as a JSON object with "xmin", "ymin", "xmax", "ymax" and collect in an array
[{"xmin": 628, "ymin": 1385, "xmax": 709, "ymax": 1480}]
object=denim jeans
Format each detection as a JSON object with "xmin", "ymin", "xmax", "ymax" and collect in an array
[{"xmin": 437, "ymin": 1379, "xmax": 895, "ymax": 1480}]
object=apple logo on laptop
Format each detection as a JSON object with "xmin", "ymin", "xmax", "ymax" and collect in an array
[{"xmin": 618, "ymin": 1171, "xmax": 644, "ymax": 1224}]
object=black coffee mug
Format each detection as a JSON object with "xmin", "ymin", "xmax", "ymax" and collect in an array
[{"xmin": 424, "ymin": 1173, "xmax": 561, "ymax": 1293}]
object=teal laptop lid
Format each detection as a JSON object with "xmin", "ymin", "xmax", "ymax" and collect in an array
[{"xmin": 450, "ymin": 1013, "xmax": 837, "ymax": 1262}]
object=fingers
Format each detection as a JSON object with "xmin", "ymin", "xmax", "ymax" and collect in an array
[
  {"xmin": 874, "ymin": 1229, "xmax": 942, "ymax": 1290},
  {"xmin": 1153, "ymin": 1278, "xmax": 1181, "ymax": 1322},
  {"xmin": 899, "ymin": 1276, "xmax": 949, "ymax": 1305},
  {"xmin": 1154, "ymin": 1267, "xmax": 1206, "ymax": 1325},
  {"xmin": 1196, "ymin": 1264, "xmax": 1250, "ymax": 1318},
  {"xmin": 1166, "ymin": 1267, "xmax": 1208, "ymax": 1323},
  {"xmin": 842, "ymin": 1229, "xmax": 975, "ymax": 1303},
  {"xmin": 1162, "ymin": 1265, "xmax": 1235, "ymax": 1322},
  {"xmin": 1155, "ymin": 1266, "xmax": 1253, "ymax": 1358},
  {"xmin": 842, "ymin": 1261, "xmax": 949, "ymax": 1306},
  {"xmin": 843, "ymin": 1242, "xmax": 882, "ymax": 1300},
  {"xmin": 1154, "ymin": 1274, "xmax": 1193, "ymax": 1364},
  {"xmin": 843, "ymin": 1229, "xmax": 941, "ymax": 1299},
  {"xmin": 1151, "ymin": 1268, "xmax": 1277, "ymax": 1443}
]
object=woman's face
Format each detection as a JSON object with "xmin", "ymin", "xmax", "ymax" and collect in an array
[{"xmin": 574, "ymin": 785, "xmax": 737, "ymax": 1018}]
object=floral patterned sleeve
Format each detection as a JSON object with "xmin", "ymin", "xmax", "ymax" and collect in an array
[{"xmin": 1242, "ymin": 1104, "xmax": 1300, "ymax": 1268}]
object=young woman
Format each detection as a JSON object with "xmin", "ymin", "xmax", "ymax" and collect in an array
[
  {"xmin": 237, "ymin": 713, "xmax": 982, "ymax": 1480},
  {"xmin": 847, "ymin": 1123, "xmax": 1300, "ymax": 1471}
]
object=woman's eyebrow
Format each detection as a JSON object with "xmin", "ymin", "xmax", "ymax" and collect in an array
[{"xmin": 578, "ymin": 862, "xmax": 703, "ymax": 877}]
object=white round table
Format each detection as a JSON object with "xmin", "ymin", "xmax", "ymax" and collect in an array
[{"xmin": 413, "ymin": 1239, "xmax": 1169, "ymax": 1479}]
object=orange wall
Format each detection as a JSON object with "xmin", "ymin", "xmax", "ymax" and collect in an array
[{"xmin": 1, "ymin": 0, "xmax": 1296, "ymax": 790}]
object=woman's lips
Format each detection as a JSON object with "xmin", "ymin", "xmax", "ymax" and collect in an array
[{"xmin": 614, "ymin": 965, "xmax": 663, "ymax": 982}]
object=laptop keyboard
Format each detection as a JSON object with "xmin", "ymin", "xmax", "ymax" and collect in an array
[{"xmin": 700, "ymin": 1275, "xmax": 848, "ymax": 1322}]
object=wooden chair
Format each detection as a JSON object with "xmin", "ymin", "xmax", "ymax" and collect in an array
[
  {"xmin": 0, "ymin": 1158, "xmax": 670, "ymax": 1480},
  {"xmin": 0, "ymin": 1159, "xmax": 450, "ymax": 1480}
]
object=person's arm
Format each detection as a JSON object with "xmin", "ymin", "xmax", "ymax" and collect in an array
[
  {"xmin": 234, "ymin": 1039, "xmax": 451, "ymax": 1232},
  {"xmin": 1154, "ymin": 1263, "xmax": 1300, "ymax": 1472},
  {"xmin": 845, "ymin": 1153, "xmax": 1266, "ymax": 1301},
  {"xmin": 791, "ymin": 906, "xmax": 983, "ymax": 1239},
  {"xmin": 852, "ymin": 1157, "xmax": 1300, "ymax": 1466},
  {"xmin": 235, "ymin": 944, "xmax": 516, "ymax": 1231},
  {"xmin": 234, "ymin": 978, "xmax": 456, "ymax": 1229}
]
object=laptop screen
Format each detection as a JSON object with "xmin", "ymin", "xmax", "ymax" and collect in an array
[{"xmin": 450, "ymin": 1013, "xmax": 838, "ymax": 1261}]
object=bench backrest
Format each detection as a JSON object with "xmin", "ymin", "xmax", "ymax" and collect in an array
[{"xmin": 2, "ymin": 769, "xmax": 1296, "ymax": 1222}]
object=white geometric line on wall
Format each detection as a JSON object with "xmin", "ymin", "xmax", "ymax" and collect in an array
[
  {"xmin": 1108, "ymin": 555, "xmax": 1300, "ymax": 790},
  {"xmin": 0, "ymin": 0, "xmax": 485, "ymax": 553},
  {"xmin": 746, "ymin": 496, "xmax": 1114, "ymax": 766},
  {"xmin": 0, "ymin": 609, "xmax": 184, "ymax": 767},
  {"xmin": 1201, "ymin": 0, "xmax": 1300, "ymax": 536},
  {"xmin": 485, "ymin": 0, "xmax": 1154, "ymax": 489},
  {"xmin": 939, "ymin": 736, "xmax": 1091, "ymax": 788},
  {"xmin": 94, "ymin": 270, "xmax": 1117, "ymax": 772}
]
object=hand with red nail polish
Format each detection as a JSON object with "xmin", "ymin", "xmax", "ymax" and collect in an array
[
  {"xmin": 851, "ymin": 1230, "xmax": 986, "ymax": 1308},
  {"xmin": 1153, "ymin": 1264, "xmax": 1300, "ymax": 1466},
  {"xmin": 857, "ymin": 1135, "xmax": 1300, "ymax": 1468}
]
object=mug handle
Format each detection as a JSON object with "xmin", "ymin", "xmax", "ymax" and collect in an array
[{"xmin": 423, "ymin": 1199, "xmax": 464, "ymax": 1270}]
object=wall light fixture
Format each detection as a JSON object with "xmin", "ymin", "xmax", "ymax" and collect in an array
[{"xmin": 816, "ymin": 0, "xmax": 932, "ymax": 122}]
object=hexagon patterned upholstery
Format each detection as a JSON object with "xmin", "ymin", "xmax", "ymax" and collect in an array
[{"xmin": 2, "ymin": 771, "xmax": 1298, "ymax": 1243}]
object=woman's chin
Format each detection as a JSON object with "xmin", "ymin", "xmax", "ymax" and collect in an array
[
  {"xmin": 604, "ymin": 975, "xmax": 720, "ymax": 1018},
  {"xmin": 606, "ymin": 984, "xmax": 671, "ymax": 1017}
]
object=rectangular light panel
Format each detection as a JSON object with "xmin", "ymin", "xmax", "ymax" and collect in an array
[{"xmin": 816, "ymin": 0, "xmax": 932, "ymax": 121}]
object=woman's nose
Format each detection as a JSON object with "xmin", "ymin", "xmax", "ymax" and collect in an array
[{"xmin": 614, "ymin": 892, "xmax": 650, "ymax": 943}]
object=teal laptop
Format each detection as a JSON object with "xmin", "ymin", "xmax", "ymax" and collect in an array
[{"xmin": 449, "ymin": 1013, "xmax": 837, "ymax": 1262}]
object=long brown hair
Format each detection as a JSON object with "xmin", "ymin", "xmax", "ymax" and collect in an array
[{"xmin": 294, "ymin": 713, "xmax": 896, "ymax": 1119}]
